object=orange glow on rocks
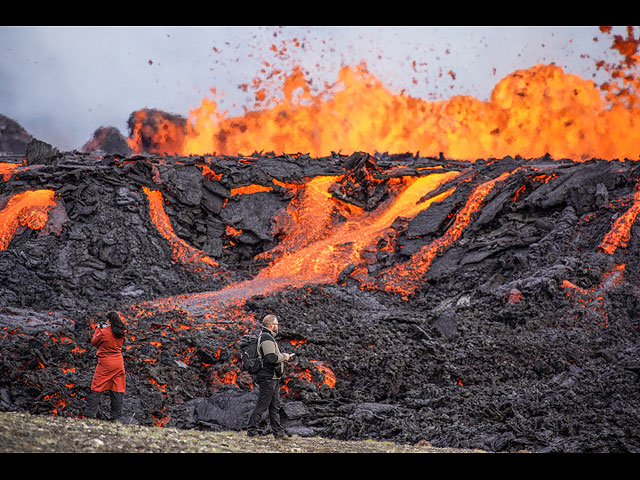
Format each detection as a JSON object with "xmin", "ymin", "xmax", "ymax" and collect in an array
[
  {"xmin": 599, "ymin": 186, "xmax": 640, "ymax": 254},
  {"xmin": 561, "ymin": 264, "xmax": 626, "ymax": 328},
  {"xmin": 253, "ymin": 171, "xmax": 460, "ymax": 287},
  {"xmin": 142, "ymin": 186, "xmax": 219, "ymax": 272},
  {"xmin": 368, "ymin": 171, "xmax": 514, "ymax": 297},
  {"xmin": 311, "ymin": 360, "xmax": 336, "ymax": 388},
  {"xmin": 0, "ymin": 189, "xmax": 57, "ymax": 250},
  {"xmin": 0, "ymin": 162, "xmax": 23, "ymax": 181}
]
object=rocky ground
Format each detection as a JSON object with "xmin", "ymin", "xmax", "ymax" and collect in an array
[{"xmin": 0, "ymin": 410, "xmax": 485, "ymax": 453}]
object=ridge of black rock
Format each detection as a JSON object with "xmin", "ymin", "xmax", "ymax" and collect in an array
[{"xmin": 0, "ymin": 114, "xmax": 34, "ymax": 155}]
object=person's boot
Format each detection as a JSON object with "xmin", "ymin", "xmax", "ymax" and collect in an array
[
  {"xmin": 247, "ymin": 412, "xmax": 261, "ymax": 436},
  {"xmin": 84, "ymin": 390, "xmax": 101, "ymax": 419},
  {"xmin": 109, "ymin": 391, "xmax": 124, "ymax": 422}
]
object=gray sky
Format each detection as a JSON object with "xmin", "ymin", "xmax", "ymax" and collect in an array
[{"xmin": 0, "ymin": 25, "xmax": 627, "ymax": 152}]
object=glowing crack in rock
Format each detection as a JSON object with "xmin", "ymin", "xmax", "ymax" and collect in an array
[
  {"xmin": 142, "ymin": 186, "xmax": 219, "ymax": 272},
  {"xmin": 368, "ymin": 170, "xmax": 514, "ymax": 298},
  {"xmin": 561, "ymin": 264, "xmax": 626, "ymax": 327},
  {"xmin": 599, "ymin": 186, "xmax": 640, "ymax": 255}
]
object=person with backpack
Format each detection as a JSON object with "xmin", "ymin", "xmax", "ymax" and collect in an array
[
  {"xmin": 84, "ymin": 311, "xmax": 127, "ymax": 422},
  {"xmin": 246, "ymin": 314, "xmax": 293, "ymax": 438}
]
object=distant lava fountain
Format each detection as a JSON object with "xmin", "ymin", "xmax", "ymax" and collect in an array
[{"xmin": 128, "ymin": 62, "xmax": 640, "ymax": 162}]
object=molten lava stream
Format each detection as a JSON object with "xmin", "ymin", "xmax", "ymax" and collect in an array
[
  {"xmin": 133, "ymin": 171, "xmax": 461, "ymax": 316},
  {"xmin": 253, "ymin": 170, "xmax": 461, "ymax": 287},
  {"xmin": 599, "ymin": 186, "xmax": 640, "ymax": 255},
  {"xmin": 370, "ymin": 170, "xmax": 514, "ymax": 297},
  {"xmin": 142, "ymin": 186, "xmax": 218, "ymax": 272},
  {"xmin": 0, "ymin": 189, "xmax": 57, "ymax": 250},
  {"xmin": 0, "ymin": 162, "xmax": 22, "ymax": 181}
]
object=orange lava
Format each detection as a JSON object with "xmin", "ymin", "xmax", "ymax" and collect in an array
[
  {"xmin": 561, "ymin": 263, "xmax": 626, "ymax": 328},
  {"xmin": 368, "ymin": 171, "xmax": 514, "ymax": 297},
  {"xmin": 0, "ymin": 189, "xmax": 57, "ymax": 250},
  {"xmin": 253, "ymin": 171, "xmax": 460, "ymax": 287},
  {"xmin": 142, "ymin": 186, "xmax": 218, "ymax": 271},
  {"xmin": 0, "ymin": 162, "xmax": 22, "ymax": 181},
  {"xmin": 599, "ymin": 186, "xmax": 640, "ymax": 254}
]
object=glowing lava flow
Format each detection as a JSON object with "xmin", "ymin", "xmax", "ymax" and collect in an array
[
  {"xmin": 142, "ymin": 186, "xmax": 219, "ymax": 272},
  {"xmin": 0, "ymin": 162, "xmax": 22, "ymax": 181},
  {"xmin": 369, "ymin": 171, "xmax": 514, "ymax": 297},
  {"xmin": 0, "ymin": 189, "xmax": 57, "ymax": 250},
  {"xmin": 253, "ymin": 170, "xmax": 461, "ymax": 287},
  {"xmin": 561, "ymin": 263, "xmax": 626, "ymax": 328},
  {"xmin": 129, "ymin": 171, "xmax": 462, "ymax": 391},
  {"xmin": 599, "ymin": 186, "xmax": 640, "ymax": 254},
  {"xmin": 140, "ymin": 170, "xmax": 460, "ymax": 307}
]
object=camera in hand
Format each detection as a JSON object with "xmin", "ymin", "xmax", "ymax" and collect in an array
[{"xmin": 99, "ymin": 323, "xmax": 107, "ymax": 329}]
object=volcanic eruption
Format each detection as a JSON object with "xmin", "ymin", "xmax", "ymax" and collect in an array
[{"xmin": 1, "ymin": 26, "xmax": 639, "ymax": 452}]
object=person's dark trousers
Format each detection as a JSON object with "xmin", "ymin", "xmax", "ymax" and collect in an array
[
  {"xmin": 109, "ymin": 391, "xmax": 124, "ymax": 421},
  {"xmin": 247, "ymin": 377, "xmax": 284, "ymax": 437},
  {"xmin": 84, "ymin": 390, "xmax": 100, "ymax": 418},
  {"xmin": 84, "ymin": 390, "xmax": 124, "ymax": 421}
]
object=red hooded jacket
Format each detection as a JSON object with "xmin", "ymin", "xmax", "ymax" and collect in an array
[{"xmin": 90, "ymin": 326, "xmax": 126, "ymax": 393}]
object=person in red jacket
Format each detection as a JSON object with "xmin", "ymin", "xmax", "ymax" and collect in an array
[{"xmin": 84, "ymin": 311, "xmax": 127, "ymax": 421}]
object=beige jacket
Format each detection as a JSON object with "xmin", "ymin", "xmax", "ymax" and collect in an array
[{"xmin": 258, "ymin": 329, "xmax": 286, "ymax": 379}]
